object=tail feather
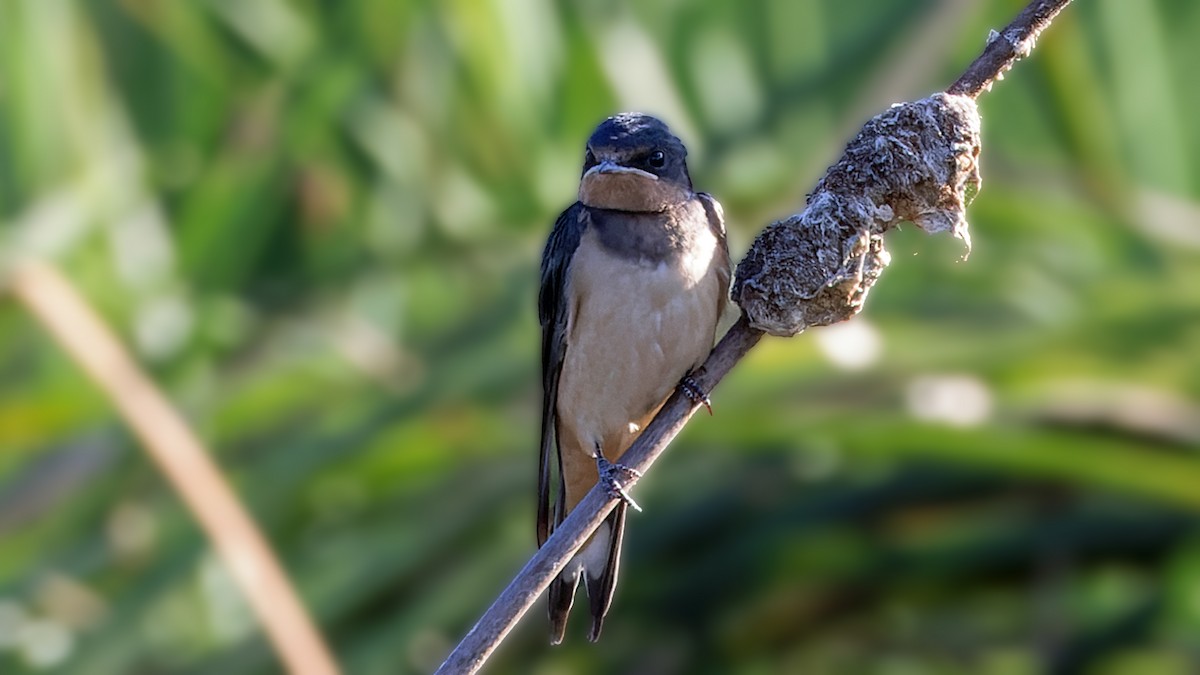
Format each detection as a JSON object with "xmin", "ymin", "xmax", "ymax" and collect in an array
[
  {"xmin": 545, "ymin": 504, "xmax": 628, "ymax": 643},
  {"xmin": 547, "ymin": 569, "xmax": 578, "ymax": 645},
  {"xmin": 585, "ymin": 503, "xmax": 627, "ymax": 642}
]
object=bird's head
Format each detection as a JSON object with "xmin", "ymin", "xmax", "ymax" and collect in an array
[{"xmin": 578, "ymin": 113, "xmax": 693, "ymax": 212}]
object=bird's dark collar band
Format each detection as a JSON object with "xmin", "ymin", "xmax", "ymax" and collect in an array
[{"xmin": 584, "ymin": 203, "xmax": 701, "ymax": 264}]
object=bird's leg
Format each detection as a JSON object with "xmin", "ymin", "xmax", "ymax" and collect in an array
[
  {"xmin": 679, "ymin": 372, "xmax": 712, "ymax": 415},
  {"xmin": 594, "ymin": 445, "xmax": 643, "ymax": 513}
]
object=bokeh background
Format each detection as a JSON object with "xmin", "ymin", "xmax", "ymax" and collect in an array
[{"xmin": 2, "ymin": 0, "xmax": 1200, "ymax": 673}]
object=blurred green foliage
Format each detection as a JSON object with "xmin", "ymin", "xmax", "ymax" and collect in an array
[{"xmin": 2, "ymin": 0, "xmax": 1199, "ymax": 673}]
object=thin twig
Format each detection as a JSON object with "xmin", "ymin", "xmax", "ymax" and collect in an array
[
  {"xmin": 947, "ymin": 0, "xmax": 1074, "ymax": 99},
  {"xmin": 437, "ymin": 1, "xmax": 1074, "ymax": 672},
  {"xmin": 9, "ymin": 262, "xmax": 342, "ymax": 675}
]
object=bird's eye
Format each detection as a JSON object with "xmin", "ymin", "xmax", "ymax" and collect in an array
[
  {"xmin": 646, "ymin": 150, "xmax": 666, "ymax": 170},
  {"xmin": 584, "ymin": 148, "xmax": 597, "ymax": 168}
]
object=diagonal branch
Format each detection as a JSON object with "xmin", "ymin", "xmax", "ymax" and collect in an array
[
  {"xmin": 436, "ymin": 1, "xmax": 1074, "ymax": 673},
  {"xmin": 436, "ymin": 317, "xmax": 761, "ymax": 675}
]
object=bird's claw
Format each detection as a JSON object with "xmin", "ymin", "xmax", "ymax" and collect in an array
[
  {"xmin": 680, "ymin": 375, "xmax": 712, "ymax": 415},
  {"xmin": 596, "ymin": 456, "xmax": 643, "ymax": 512}
]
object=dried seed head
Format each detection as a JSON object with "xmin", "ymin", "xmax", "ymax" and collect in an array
[{"xmin": 732, "ymin": 93, "xmax": 982, "ymax": 337}]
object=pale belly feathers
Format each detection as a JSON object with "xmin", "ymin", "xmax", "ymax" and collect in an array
[{"xmin": 556, "ymin": 224, "xmax": 723, "ymax": 460}]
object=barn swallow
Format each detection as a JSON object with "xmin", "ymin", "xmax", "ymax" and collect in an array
[{"xmin": 537, "ymin": 113, "xmax": 730, "ymax": 643}]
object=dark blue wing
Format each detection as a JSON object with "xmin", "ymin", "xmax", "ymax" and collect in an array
[
  {"xmin": 537, "ymin": 202, "xmax": 585, "ymax": 546},
  {"xmin": 697, "ymin": 191, "xmax": 732, "ymax": 317}
]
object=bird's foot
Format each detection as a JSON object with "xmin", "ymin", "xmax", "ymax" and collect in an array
[
  {"xmin": 680, "ymin": 374, "xmax": 712, "ymax": 415},
  {"xmin": 596, "ymin": 456, "xmax": 643, "ymax": 512}
]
